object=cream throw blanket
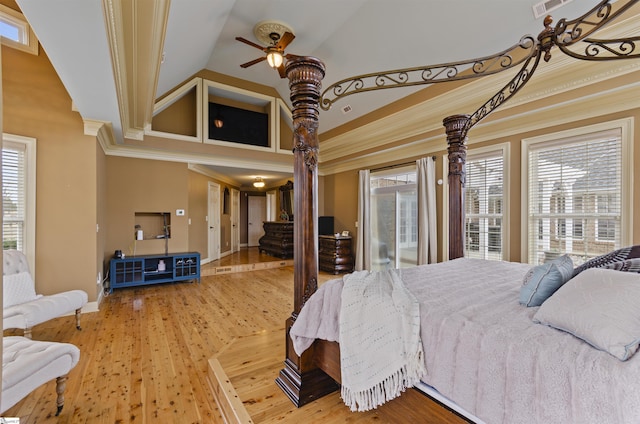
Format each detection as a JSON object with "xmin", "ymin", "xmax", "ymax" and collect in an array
[{"xmin": 339, "ymin": 269, "xmax": 426, "ymax": 412}]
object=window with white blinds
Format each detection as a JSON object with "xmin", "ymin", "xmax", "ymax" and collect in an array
[
  {"xmin": 465, "ymin": 147, "xmax": 507, "ymax": 260},
  {"xmin": 525, "ymin": 126, "xmax": 625, "ymax": 266},
  {"xmin": 3, "ymin": 141, "xmax": 26, "ymax": 250},
  {"xmin": 2, "ymin": 135, "xmax": 35, "ymax": 259}
]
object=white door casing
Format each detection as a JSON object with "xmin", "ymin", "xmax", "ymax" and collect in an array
[{"xmin": 208, "ymin": 182, "xmax": 221, "ymax": 261}]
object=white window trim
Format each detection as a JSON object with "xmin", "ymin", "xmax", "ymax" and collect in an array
[
  {"xmin": 3, "ymin": 133, "xmax": 36, "ymax": 272},
  {"xmin": 0, "ymin": 4, "xmax": 38, "ymax": 55},
  {"xmin": 442, "ymin": 142, "xmax": 510, "ymax": 261},
  {"xmin": 520, "ymin": 118, "xmax": 634, "ymax": 263}
]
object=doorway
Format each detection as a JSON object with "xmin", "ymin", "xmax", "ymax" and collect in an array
[
  {"xmin": 208, "ymin": 182, "xmax": 221, "ymax": 262},
  {"xmin": 248, "ymin": 196, "xmax": 266, "ymax": 247},
  {"xmin": 231, "ymin": 188, "xmax": 240, "ymax": 252}
]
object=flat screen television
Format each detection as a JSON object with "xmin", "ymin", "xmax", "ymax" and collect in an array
[{"xmin": 209, "ymin": 102, "xmax": 269, "ymax": 147}]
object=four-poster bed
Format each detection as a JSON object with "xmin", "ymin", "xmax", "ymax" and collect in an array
[{"xmin": 275, "ymin": 0, "xmax": 640, "ymax": 420}]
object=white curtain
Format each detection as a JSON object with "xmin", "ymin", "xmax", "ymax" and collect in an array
[
  {"xmin": 355, "ymin": 169, "xmax": 371, "ymax": 270},
  {"xmin": 417, "ymin": 157, "xmax": 437, "ymax": 264}
]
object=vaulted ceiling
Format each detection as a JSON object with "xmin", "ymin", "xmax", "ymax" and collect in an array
[{"xmin": 14, "ymin": 0, "xmax": 639, "ymax": 187}]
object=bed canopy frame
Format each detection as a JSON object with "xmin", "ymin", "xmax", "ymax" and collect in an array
[{"xmin": 275, "ymin": 0, "xmax": 640, "ymax": 407}]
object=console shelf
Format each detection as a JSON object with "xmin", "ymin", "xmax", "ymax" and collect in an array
[{"xmin": 109, "ymin": 252, "xmax": 200, "ymax": 293}]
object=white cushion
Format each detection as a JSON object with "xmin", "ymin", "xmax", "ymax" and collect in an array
[
  {"xmin": 3, "ymin": 290, "xmax": 88, "ymax": 330},
  {"xmin": 3, "ymin": 272, "xmax": 37, "ymax": 308},
  {"xmin": 533, "ymin": 268, "xmax": 640, "ymax": 361},
  {"xmin": 1, "ymin": 336, "xmax": 80, "ymax": 413}
]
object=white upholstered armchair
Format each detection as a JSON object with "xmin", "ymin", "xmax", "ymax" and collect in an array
[{"xmin": 3, "ymin": 250, "xmax": 88, "ymax": 338}]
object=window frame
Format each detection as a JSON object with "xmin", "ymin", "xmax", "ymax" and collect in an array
[
  {"xmin": 0, "ymin": 4, "xmax": 38, "ymax": 55},
  {"xmin": 442, "ymin": 142, "xmax": 510, "ymax": 261},
  {"xmin": 520, "ymin": 118, "xmax": 633, "ymax": 264},
  {"xmin": 2, "ymin": 134, "xmax": 37, "ymax": 271}
]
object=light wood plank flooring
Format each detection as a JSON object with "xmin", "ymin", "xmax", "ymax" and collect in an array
[{"xmin": 3, "ymin": 251, "xmax": 468, "ymax": 423}]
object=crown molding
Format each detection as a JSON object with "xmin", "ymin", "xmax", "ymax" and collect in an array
[
  {"xmin": 188, "ymin": 164, "xmax": 238, "ymax": 187},
  {"xmin": 319, "ymin": 6, "xmax": 640, "ymax": 162},
  {"xmin": 319, "ymin": 77, "xmax": 640, "ymax": 176},
  {"xmin": 102, "ymin": 0, "xmax": 170, "ymax": 139},
  {"xmin": 84, "ymin": 119, "xmax": 116, "ymax": 154},
  {"xmin": 102, "ymin": 0, "xmax": 130, "ymax": 138},
  {"xmin": 319, "ymin": 54, "xmax": 638, "ymax": 164}
]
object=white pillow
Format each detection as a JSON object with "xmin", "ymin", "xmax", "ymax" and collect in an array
[
  {"xmin": 533, "ymin": 268, "xmax": 640, "ymax": 361},
  {"xmin": 3, "ymin": 272, "xmax": 37, "ymax": 308}
]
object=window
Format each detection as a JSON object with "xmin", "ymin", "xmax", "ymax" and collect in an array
[
  {"xmin": 464, "ymin": 145, "xmax": 508, "ymax": 260},
  {"xmin": 0, "ymin": 4, "xmax": 38, "ymax": 55},
  {"xmin": 370, "ymin": 168, "xmax": 417, "ymax": 270},
  {"xmin": 523, "ymin": 120, "xmax": 632, "ymax": 266},
  {"xmin": 2, "ymin": 134, "xmax": 36, "ymax": 265}
]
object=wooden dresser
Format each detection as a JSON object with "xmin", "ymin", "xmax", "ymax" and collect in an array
[
  {"xmin": 258, "ymin": 221, "xmax": 294, "ymax": 258},
  {"xmin": 319, "ymin": 235, "xmax": 354, "ymax": 274}
]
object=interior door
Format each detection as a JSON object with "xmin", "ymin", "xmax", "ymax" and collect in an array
[
  {"xmin": 266, "ymin": 190, "xmax": 277, "ymax": 221},
  {"xmin": 231, "ymin": 188, "xmax": 240, "ymax": 252},
  {"xmin": 208, "ymin": 182, "xmax": 221, "ymax": 261},
  {"xmin": 248, "ymin": 196, "xmax": 266, "ymax": 247}
]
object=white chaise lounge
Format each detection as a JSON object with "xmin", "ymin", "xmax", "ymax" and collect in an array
[
  {"xmin": 3, "ymin": 250, "xmax": 88, "ymax": 338},
  {"xmin": 1, "ymin": 336, "xmax": 80, "ymax": 415}
]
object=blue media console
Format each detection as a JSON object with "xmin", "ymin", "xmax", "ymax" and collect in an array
[{"xmin": 109, "ymin": 252, "xmax": 200, "ymax": 293}]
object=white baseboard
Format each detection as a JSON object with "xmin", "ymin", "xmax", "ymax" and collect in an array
[{"xmin": 82, "ymin": 300, "xmax": 100, "ymax": 313}]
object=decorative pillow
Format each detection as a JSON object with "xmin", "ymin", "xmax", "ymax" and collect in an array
[
  {"xmin": 519, "ymin": 254, "xmax": 573, "ymax": 307},
  {"xmin": 533, "ymin": 268, "xmax": 640, "ymax": 361},
  {"xmin": 3, "ymin": 272, "xmax": 37, "ymax": 308},
  {"xmin": 601, "ymin": 258, "xmax": 640, "ymax": 274},
  {"xmin": 572, "ymin": 244, "xmax": 640, "ymax": 277}
]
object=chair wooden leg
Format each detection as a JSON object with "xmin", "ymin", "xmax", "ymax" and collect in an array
[
  {"xmin": 24, "ymin": 327, "xmax": 33, "ymax": 339},
  {"xmin": 75, "ymin": 308, "xmax": 82, "ymax": 330},
  {"xmin": 55, "ymin": 375, "xmax": 68, "ymax": 416}
]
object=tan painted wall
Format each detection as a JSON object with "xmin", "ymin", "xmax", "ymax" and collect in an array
[
  {"xmin": 187, "ymin": 171, "xmax": 210, "ymax": 259},
  {"xmin": 105, "ymin": 157, "xmax": 189, "ymax": 261},
  {"xmin": 2, "ymin": 37, "xmax": 99, "ymax": 299},
  {"xmin": 96, "ymin": 137, "xmax": 107, "ymax": 299},
  {"xmin": 187, "ymin": 170, "xmax": 240, "ymax": 260}
]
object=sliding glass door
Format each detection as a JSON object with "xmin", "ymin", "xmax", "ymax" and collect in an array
[{"xmin": 370, "ymin": 169, "xmax": 417, "ymax": 270}]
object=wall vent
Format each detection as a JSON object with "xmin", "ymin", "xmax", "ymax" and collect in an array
[{"xmin": 532, "ymin": 0, "xmax": 573, "ymax": 19}]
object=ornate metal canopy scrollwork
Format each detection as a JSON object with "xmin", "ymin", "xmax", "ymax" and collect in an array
[
  {"xmin": 552, "ymin": 0, "xmax": 640, "ymax": 61},
  {"xmin": 462, "ymin": 0, "xmax": 639, "ymax": 138},
  {"xmin": 319, "ymin": 35, "xmax": 538, "ymax": 111},
  {"xmin": 320, "ymin": 0, "xmax": 639, "ymax": 117}
]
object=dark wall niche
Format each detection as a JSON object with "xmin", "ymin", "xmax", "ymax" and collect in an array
[{"xmin": 209, "ymin": 102, "xmax": 269, "ymax": 147}]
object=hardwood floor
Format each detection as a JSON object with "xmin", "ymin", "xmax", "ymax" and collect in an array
[{"xmin": 3, "ymin": 250, "xmax": 469, "ymax": 423}]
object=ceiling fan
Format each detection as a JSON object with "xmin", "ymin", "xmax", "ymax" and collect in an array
[{"xmin": 235, "ymin": 22, "xmax": 296, "ymax": 78}]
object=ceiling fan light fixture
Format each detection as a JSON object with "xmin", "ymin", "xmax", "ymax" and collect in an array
[
  {"xmin": 253, "ymin": 177, "xmax": 265, "ymax": 188},
  {"xmin": 266, "ymin": 51, "xmax": 283, "ymax": 68}
]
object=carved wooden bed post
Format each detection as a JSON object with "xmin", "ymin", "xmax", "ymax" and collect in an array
[
  {"xmin": 276, "ymin": 55, "xmax": 340, "ymax": 406},
  {"xmin": 443, "ymin": 114, "xmax": 471, "ymax": 260}
]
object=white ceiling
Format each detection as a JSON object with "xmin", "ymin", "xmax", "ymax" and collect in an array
[{"xmin": 15, "ymin": 0, "xmax": 608, "ymax": 187}]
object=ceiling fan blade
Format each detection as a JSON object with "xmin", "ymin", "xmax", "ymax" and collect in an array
[
  {"xmin": 240, "ymin": 56, "xmax": 266, "ymax": 68},
  {"xmin": 235, "ymin": 36, "xmax": 266, "ymax": 52},
  {"xmin": 277, "ymin": 31, "xmax": 295, "ymax": 50}
]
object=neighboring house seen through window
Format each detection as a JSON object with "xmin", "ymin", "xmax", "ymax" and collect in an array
[
  {"xmin": 524, "ymin": 121, "xmax": 630, "ymax": 265},
  {"xmin": 464, "ymin": 145, "xmax": 508, "ymax": 261}
]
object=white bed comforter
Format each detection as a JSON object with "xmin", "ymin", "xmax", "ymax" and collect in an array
[{"xmin": 290, "ymin": 258, "xmax": 640, "ymax": 424}]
